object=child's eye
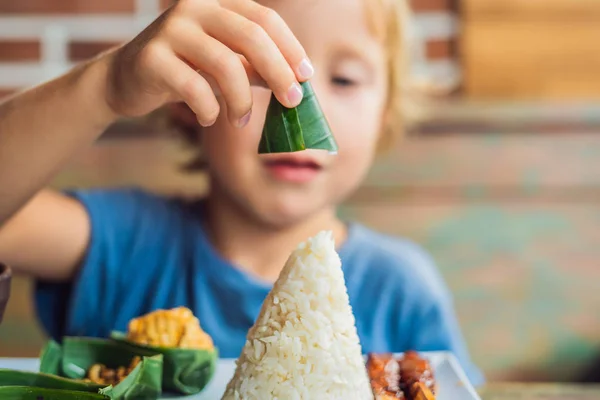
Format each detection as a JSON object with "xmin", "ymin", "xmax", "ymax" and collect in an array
[{"xmin": 331, "ymin": 76, "xmax": 357, "ymax": 87}]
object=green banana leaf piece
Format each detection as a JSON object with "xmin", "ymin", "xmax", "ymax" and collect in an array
[
  {"xmin": 0, "ymin": 386, "xmax": 110, "ymax": 400},
  {"xmin": 0, "ymin": 369, "xmax": 104, "ymax": 392},
  {"xmin": 96, "ymin": 356, "xmax": 162, "ymax": 400},
  {"xmin": 39, "ymin": 338, "xmax": 163, "ymax": 400},
  {"xmin": 259, "ymin": 81, "xmax": 338, "ymax": 154},
  {"xmin": 110, "ymin": 331, "xmax": 217, "ymax": 395},
  {"xmin": 39, "ymin": 339, "xmax": 63, "ymax": 375}
]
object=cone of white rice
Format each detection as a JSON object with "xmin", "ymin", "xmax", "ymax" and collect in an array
[{"xmin": 222, "ymin": 231, "xmax": 373, "ymax": 400}]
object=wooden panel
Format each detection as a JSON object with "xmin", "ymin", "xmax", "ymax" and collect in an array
[
  {"xmin": 461, "ymin": 1, "xmax": 600, "ymax": 99},
  {"xmin": 461, "ymin": 21, "xmax": 600, "ymax": 100},
  {"xmin": 463, "ymin": 0, "xmax": 600, "ymax": 21},
  {"xmin": 367, "ymin": 132, "xmax": 600, "ymax": 189}
]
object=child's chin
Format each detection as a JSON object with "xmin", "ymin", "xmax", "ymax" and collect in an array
[{"xmin": 250, "ymin": 197, "xmax": 323, "ymax": 229}]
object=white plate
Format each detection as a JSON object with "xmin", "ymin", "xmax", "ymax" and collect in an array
[
  {"xmin": 164, "ymin": 352, "xmax": 481, "ymax": 400},
  {"xmin": 0, "ymin": 352, "xmax": 481, "ymax": 400}
]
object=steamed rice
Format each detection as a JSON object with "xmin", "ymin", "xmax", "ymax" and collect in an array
[{"xmin": 222, "ymin": 231, "xmax": 374, "ymax": 400}]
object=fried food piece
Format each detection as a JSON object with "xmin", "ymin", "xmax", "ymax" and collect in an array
[
  {"xmin": 366, "ymin": 353, "xmax": 405, "ymax": 399},
  {"xmin": 86, "ymin": 356, "xmax": 141, "ymax": 386},
  {"xmin": 126, "ymin": 307, "xmax": 213, "ymax": 350},
  {"xmin": 410, "ymin": 382, "xmax": 435, "ymax": 400},
  {"xmin": 399, "ymin": 351, "xmax": 436, "ymax": 396}
]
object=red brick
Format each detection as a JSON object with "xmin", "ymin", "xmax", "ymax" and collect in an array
[
  {"xmin": 0, "ymin": 41, "xmax": 41, "ymax": 62},
  {"xmin": 410, "ymin": 0, "xmax": 453, "ymax": 12},
  {"xmin": 68, "ymin": 41, "xmax": 122, "ymax": 62},
  {"xmin": 0, "ymin": 0, "xmax": 135, "ymax": 14},
  {"xmin": 160, "ymin": 0, "xmax": 177, "ymax": 11},
  {"xmin": 425, "ymin": 38, "xmax": 455, "ymax": 60}
]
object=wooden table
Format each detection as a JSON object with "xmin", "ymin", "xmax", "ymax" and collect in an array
[{"xmin": 479, "ymin": 383, "xmax": 600, "ymax": 399}]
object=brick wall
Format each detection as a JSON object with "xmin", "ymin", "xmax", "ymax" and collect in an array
[{"xmin": 0, "ymin": 0, "xmax": 458, "ymax": 99}]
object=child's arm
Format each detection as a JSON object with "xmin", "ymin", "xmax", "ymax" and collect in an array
[
  {"xmin": 0, "ymin": 59, "xmax": 114, "ymax": 281},
  {"xmin": 0, "ymin": 59, "xmax": 117, "ymax": 227},
  {"xmin": 0, "ymin": 0, "xmax": 310, "ymax": 279},
  {"xmin": 0, "ymin": 190, "xmax": 91, "ymax": 281}
]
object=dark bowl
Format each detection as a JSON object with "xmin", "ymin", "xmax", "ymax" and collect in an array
[{"xmin": 0, "ymin": 264, "xmax": 11, "ymax": 324}]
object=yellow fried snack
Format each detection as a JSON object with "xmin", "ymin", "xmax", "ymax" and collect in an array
[{"xmin": 126, "ymin": 307, "xmax": 214, "ymax": 350}]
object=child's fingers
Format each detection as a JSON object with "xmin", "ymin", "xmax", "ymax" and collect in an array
[
  {"xmin": 171, "ymin": 22, "xmax": 252, "ymax": 127},
  {"xmin": 201, "ymin": 7, "xmax": 302, "ymax": 109},
  {"xmin": 153, "ymin": 46, "xmax": 221, "ymax": 127},
  {"xmin": 226, "ymin": 0, "xmax": 313, "ymax": 82},
  {"xmin": 239, "ymin": 56, "xmax": 268, "ymax": 89}
]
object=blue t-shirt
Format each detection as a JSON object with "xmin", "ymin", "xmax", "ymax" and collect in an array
[{"xmin": 35, "ymin": 188, "xmax": 484, "ymax": 386}]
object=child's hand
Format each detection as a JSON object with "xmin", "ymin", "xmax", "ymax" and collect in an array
[{"xmin": 104, "ymin": 0, "xmax": 313, "ymax": 127}]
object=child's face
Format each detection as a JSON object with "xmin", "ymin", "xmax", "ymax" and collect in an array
[{"xmin": 202, "ymin": 0, "xmax": 388, "ymax": 226}]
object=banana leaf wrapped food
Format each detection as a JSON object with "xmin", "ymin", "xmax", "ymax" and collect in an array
[
  {"xmin": 0, "ymin": 361, "xmax": 111, "ymax": 400},
  {"xmin": 39, "ymin": 337, "xmax": 163, "ymax": 400},
  {"xmin": 111, "ymin": 307, "xmax": 217, "ymax": 395},
  {"xmin": 0, "ymin": 369, "xmax": 105, "ymax": 393},
  {"xmin": 258, "ymin": 81, "xmax": 338, "ymax": 154},
  {"xmin": 0, "ymin": 386, "xmax": 111, "ymax": 400}
]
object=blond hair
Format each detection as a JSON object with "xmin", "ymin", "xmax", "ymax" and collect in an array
[{"xmin": 364, "ymin": 0, "xmax": 412, "ymax": 152}]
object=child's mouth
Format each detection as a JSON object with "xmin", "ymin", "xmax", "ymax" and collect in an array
[{"xmin": 263, "ymin": 157, "xmax": 323, "ymax": 183}]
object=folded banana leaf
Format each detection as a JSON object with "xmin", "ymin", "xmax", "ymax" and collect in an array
[
  {"xmin": 0, "ymin": 369, "xmax": 104, "ymax": 392},
  {"xmin": 39, "ymin": 338, "xmax": 162, "ymax": 400},
  {"xmin": 110, "ymin": 331, "xmax": 217, "ymax": 395},
  {"xmin": 38, "ymin": 339, "xmax": 64, "ymax": 375},
  {"xmin": 0, "ymin": 386, "xmax": 110, "ymax": 400},
  {"xmin": 258, "ymin": 81, "xmax": 338, "ymax": 154},
  {"xmin": 96, "ymin": 356, "xmax": 162, "ymax": 400}
]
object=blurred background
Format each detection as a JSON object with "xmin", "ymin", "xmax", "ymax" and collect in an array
[{"xmin": 2, "ymin": 0, "xmax": 600, "ymax": 384}]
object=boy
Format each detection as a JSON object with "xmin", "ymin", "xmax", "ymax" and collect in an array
[{"xmin": 0, "ymin": 0, "xmax": 483, "ymax": 385}]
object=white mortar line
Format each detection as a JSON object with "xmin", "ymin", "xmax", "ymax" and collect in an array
[
  {"xmin": 41, "ymin": 25, "xmax": 69, "ymax": 78},
  {"xmin": 411, "ymin": 59, "xmax": 462, "ymax": 89},
  {"xmin": 413, "ymin": 12, "xmax": 458, "ymax": 40},
  {"xmin": 0, "ymin": 16, "xmax": 143, "ymax": 41},
  {"xmin": 135, "ymin": 0, "xmax": 162, "ymax": 17},
  {"xmin": 0, "ymin": 63, "xmax": 74, "ymax": 87},
  {"xmin": 0, "ymin": 64, "xmax": 52, "ymax": 87}
]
